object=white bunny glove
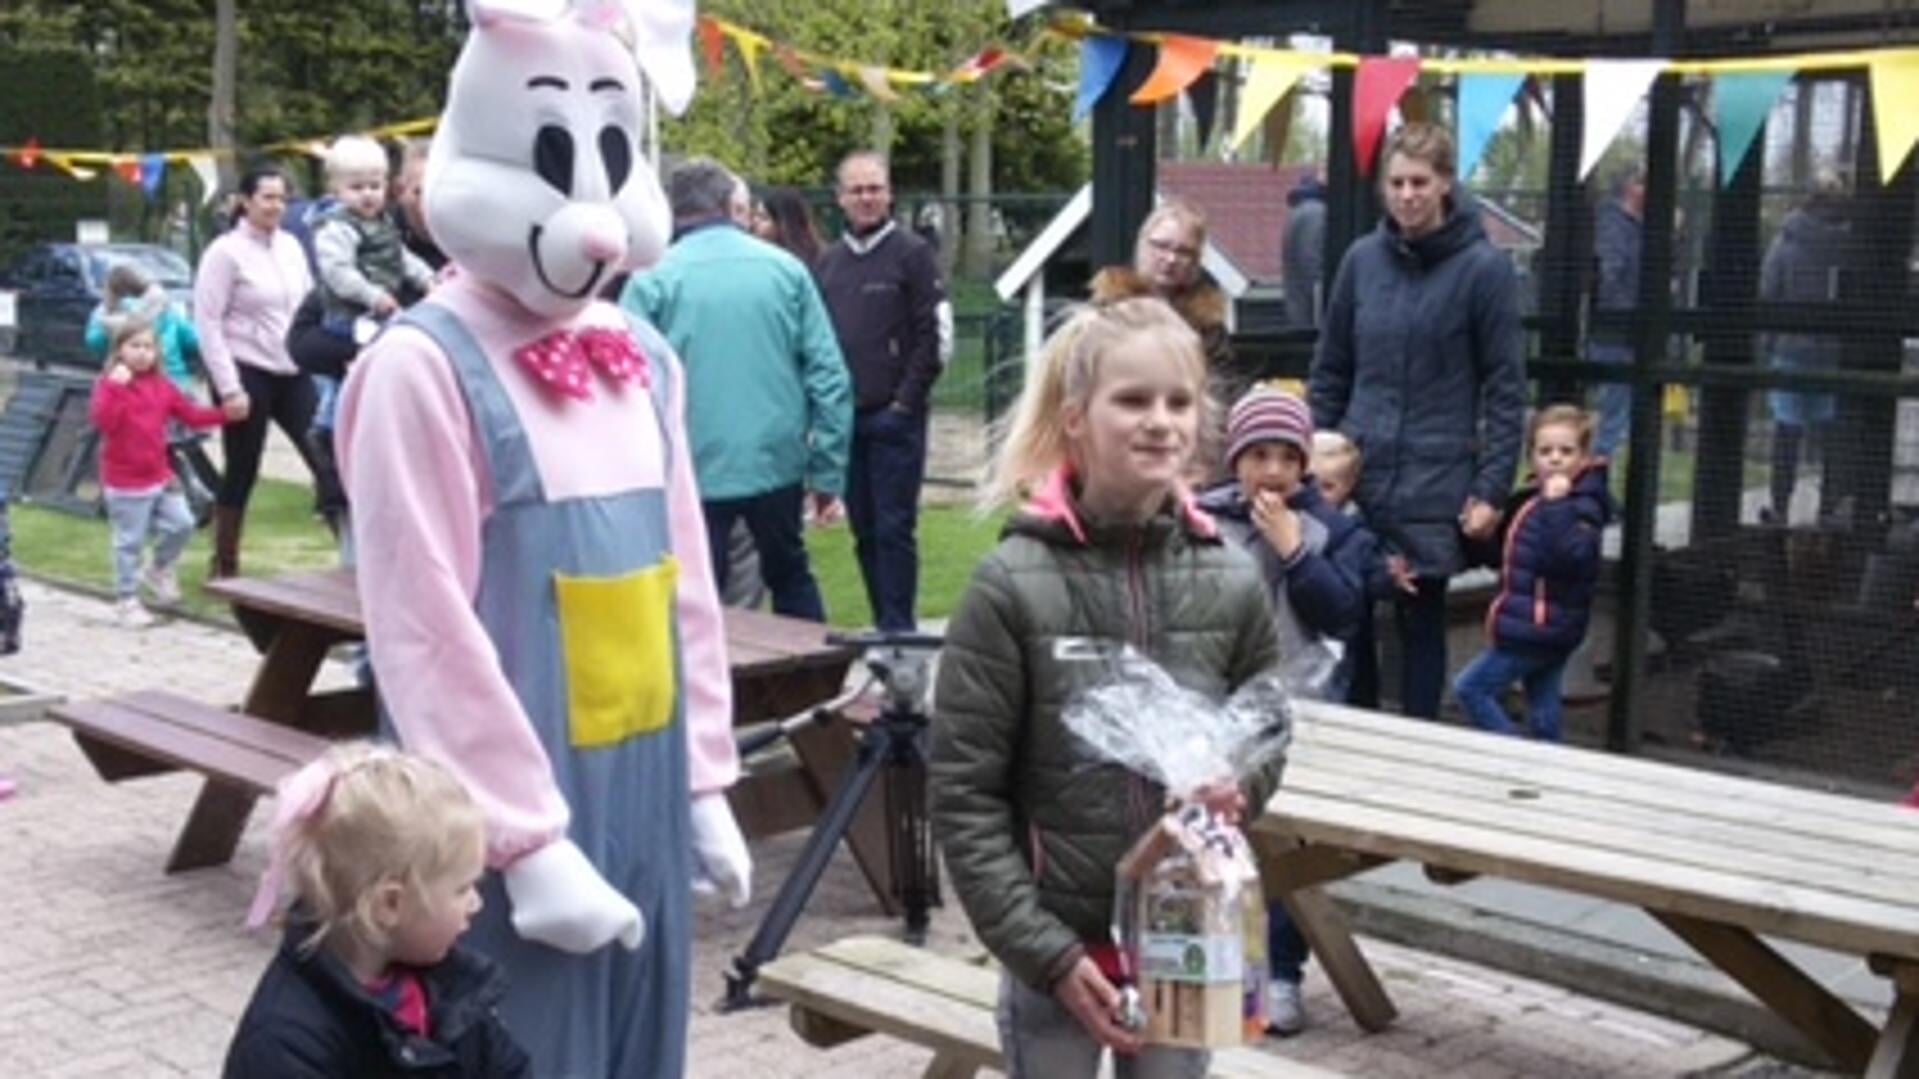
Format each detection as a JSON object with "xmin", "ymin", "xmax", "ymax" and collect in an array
[
  {"xmin": 502, "ymin": 839, "xmax": 644, "ymax": 954},
  {"xmin": 689, "ymin": 793, "xmax": 752, "ymax": 908}
]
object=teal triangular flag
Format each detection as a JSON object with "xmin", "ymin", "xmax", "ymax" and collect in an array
[
  {"xmin": 1714, "ymin": 70, "xmax": 1793, "ymax": 185},
  {"xmin": 1456, "ymin": 72, "xmax": 1526, "ymax": 183}
]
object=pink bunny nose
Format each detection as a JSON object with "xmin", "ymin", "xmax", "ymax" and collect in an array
[{"xmin": 582, "ymin": 232, "xmax": 625, "ymax": 263}]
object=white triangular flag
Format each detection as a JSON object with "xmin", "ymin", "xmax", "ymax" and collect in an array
[
  {"xmin": 186, "ymin": 154, "xmax": 220, "ymax": 207},
  {"xmin": 1580, "ymin": 59, "xmax": 1666, "ymax": 180}
]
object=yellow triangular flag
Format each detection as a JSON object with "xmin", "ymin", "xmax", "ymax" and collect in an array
[
  {"xmin": 48, "ymin": 153, "xmax": 98, "ymax": 181},
  {"xmin": 1228, "ymin": 51, "xmax": 1318, "ymax": 153},
  {"xmin": 1869, "ymin": 50, "xmax": 1919, "ymax": 184},
  {"xmin": 856, "ymin": 65, "xmax": 900, "ymax": 102},
  {"xmin": 736, "ymin": 34, "xmax": 764, "ymax": 94}
]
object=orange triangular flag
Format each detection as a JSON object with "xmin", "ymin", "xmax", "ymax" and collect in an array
[
  {"xmin": 1129, "ymin": 35, "xmax": 1218, "ymax": 105},
  {"xmin": 17, "ymin": 137, "xmax": 41, "ymax": 169}
]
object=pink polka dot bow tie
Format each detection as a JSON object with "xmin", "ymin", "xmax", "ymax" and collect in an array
[{"xmin": 513, "ymin": 325, "xmax": 651, "ymax": 401}]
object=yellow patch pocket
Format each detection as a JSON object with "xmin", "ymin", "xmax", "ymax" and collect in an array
[{"xmin": 554, "ymin": 557, "xmax": 680, "ymax": 748}]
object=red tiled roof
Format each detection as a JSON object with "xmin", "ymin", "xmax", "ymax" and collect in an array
[{"xmin": 1159, "ymin": 161, "xmax": 1314, "ymax": 283}]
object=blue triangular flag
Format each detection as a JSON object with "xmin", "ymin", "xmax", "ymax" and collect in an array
[
  {"xmin": 820, "ymin": 69, "xmax": 855, "ymax": 99},
  {"xmin": 1455, "ymin": 72, "xmax": 1526, "ymax": 183},
  {"xmin": 140, "ymin": 154, "xmax": 166, "ymax": 200},
  {"xmin": 1714, "ymin": 70, "xmax": 1793, "ymax": 185},
  {"xmin": 1074, "ymin": 36, "xmax": 1129, "ymax": 122}
]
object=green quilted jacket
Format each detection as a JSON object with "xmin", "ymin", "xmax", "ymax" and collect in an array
[{"xmin": 929, "ymin": 469, "xmax": 1283, "ymax": 991}]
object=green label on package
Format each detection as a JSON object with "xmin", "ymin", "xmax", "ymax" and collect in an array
[{"xmin": 1139, "ymin": 933, "xmax": 1244, "ymax": 984}]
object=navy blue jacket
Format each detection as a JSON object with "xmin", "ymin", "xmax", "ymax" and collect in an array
[
  {"xmin": 1485, "ymin": 462, "xmax": 1614, "ymax": 651},
  {"xmin": 1308, "ymin": 199, "xmax": 1528, "ymax": 578},
  {"xmin": 1199, "ymin": 479, "xmax": 1391, "ymax": 694},
  {"xmin": 224, "ymin": 926, "xmax": 529, "ymax": 1079}
]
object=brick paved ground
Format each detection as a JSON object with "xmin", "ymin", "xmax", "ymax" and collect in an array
[{"xmin": 0, "ymin": 580, "xmax": 1833, "ymax": 1077}]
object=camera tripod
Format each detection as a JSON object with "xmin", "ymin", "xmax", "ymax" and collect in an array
[{"xmin": 722, "ymin": 632, "xmax": 944, "ymax": 1010}]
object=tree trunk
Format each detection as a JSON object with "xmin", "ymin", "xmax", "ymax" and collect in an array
[
  {"xmin": 209, "ymin": 0, "xmax": 238, "ymax": 190},
  {"xmin": 938, "ymin": 108, "xmax": 962, "ymax": 275},
  {"xmin": 872, "ymin": 106, "xmax": 896, "ymax": 161},
  {"xmin": 962, "ymin": 83, "xmax": 995, "ymax": 280},
  {"xmin": 1790, "ymin": 79, "xmax": 1814, "ymax": 189}
]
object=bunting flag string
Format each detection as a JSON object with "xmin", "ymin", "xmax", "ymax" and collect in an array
[{"xmin": 18, "ymin": 17, "xmax": 1919, "ymax": 193}]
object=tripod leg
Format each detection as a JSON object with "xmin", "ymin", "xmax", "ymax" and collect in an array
[
  {"xmin": 884, "ymin": 729, "xmax": 939, "ymax": 945},
  {"xmin": 724, "ymin": 725, "xmax": 889, "ymax": 1010}
]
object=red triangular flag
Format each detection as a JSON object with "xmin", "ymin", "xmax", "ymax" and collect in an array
[
  {"xmin": 1353, "ymin": 57, "xmax": 1422, "ymax": 177},
  {"xmin": 114, "ymin": 157, "xmax": 143, "ymax": 185},
  {"xmin": 696, "ymin": 16, "xmax": 726, "ymax": 80},
  {"xmin": 17, "ymin": 137, "xmax": 41, "ymax": 169},
  {"xmin": 1129, "ymin": 35, "xmax": 1219, "ymax": 105},
  {"xmin": 775, "ymin": 44, "xmax": 809, "ymax": 81}
]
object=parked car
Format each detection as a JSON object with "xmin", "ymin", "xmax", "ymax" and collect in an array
[{"xmin": 0, "ymin": 243, "xmax": 194, "ymax": 369}]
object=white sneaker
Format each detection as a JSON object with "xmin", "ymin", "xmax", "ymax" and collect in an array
[
  {"xmin": 116, "ymin": 598, "xmax": 157, "ymax": 629},
  {"xmin": 142, "ymin": 564, "xmax": 182, "ymax": 607},
  {"xmin": 1266, "ymin": 979, "xmax": 1307, "ymax": 1037}
]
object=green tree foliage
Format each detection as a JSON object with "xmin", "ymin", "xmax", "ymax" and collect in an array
[{"xmin": 669, "ymin": 0, "xmax": 1085, "ymax": 193}]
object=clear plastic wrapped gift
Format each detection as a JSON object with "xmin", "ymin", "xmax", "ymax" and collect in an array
[{"xmin": 1062, "ymin": 649, "xmax": 1299, "ymax": 1048}]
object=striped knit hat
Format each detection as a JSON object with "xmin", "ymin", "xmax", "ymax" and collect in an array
[{"xmin": 1225, "ymin": 385, "xmax": 1314, "ymax": 469}]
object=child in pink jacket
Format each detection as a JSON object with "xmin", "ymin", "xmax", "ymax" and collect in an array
[{"xmin": 90, "ymin": 321, "xmax": 245, "ymax": 627}]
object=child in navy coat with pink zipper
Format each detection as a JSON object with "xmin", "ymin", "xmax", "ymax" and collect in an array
[{"xmin": 1453, "ymin": 404, "xmax": 1614, "ymax": 741}]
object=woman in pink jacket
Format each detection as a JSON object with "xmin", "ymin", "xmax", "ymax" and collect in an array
[{"xmin": 192, "ymin": 166, "xmax": 345, "ymax": 577}]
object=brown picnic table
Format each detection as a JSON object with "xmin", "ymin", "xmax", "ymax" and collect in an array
[{"xmin": 56, "ymin": 567, "xmax": 904, "ymax": 909}]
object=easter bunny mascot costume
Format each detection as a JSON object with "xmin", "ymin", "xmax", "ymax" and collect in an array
[{"xmin": 335, "ymin": 1, "xmax": 749, "ymax": 1074}]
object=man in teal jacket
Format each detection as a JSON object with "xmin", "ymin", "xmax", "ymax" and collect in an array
[{"xmin": 622, "ymin": 158, "xmax": 852, "ymax": 622}]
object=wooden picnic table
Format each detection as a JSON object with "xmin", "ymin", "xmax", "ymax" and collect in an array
[
  {"xmin": 179, "ymin": 568, "xmax": 900, "ymax": 906},
  {"xmin": 1252, "ymin": 700, "xmax": 1919, "ymax": 1077}
]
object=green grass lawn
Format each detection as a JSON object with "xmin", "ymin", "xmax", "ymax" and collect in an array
[
  {"xmin": 10, "ymin": 479, "xmax": 339, "ymax": 622},
  {"xmin": 11, "ymin": 477, "xmax": 1008, "ymax": 630}
]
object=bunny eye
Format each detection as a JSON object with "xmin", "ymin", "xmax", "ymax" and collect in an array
[
  {"xmin": 534, "ymin": 125, "xmax": 575, "ymax": 196},
  {"xmin": 599, "ymin": 126, "xmax": 632, "ymax": 193}
]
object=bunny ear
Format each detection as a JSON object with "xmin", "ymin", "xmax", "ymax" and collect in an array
[
  {"xmin": 467, "ymin": 0, "xmax": 568, "ymax": 25},
  {"xmin": 619, "ymin": 0, "xmax": 698, "ymax": 115}
]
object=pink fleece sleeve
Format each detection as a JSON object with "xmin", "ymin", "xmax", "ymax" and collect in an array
[
  {"xmin": 656, "ymin": 345, "xmax": 740, "ymax": 795},
  {"xmin": 336, "ymin": 329, "xmax": 570, "ymax": 866},
  {"xmin": 191, "ymin": 240, "xmax": 242, "ymax": 400}
]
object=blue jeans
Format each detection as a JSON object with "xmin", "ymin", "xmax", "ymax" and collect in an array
[
  {"xmin": 1268, "ymin": 902, "xmax": 1310, "ymax": 985},
  {"xmin": 1396, "ymin": 577, "xmax": 1450, "ymax": 720},
  {"xmin": 846, "ymin": 407, "xmax": 927, "ymax": 632},
  {"xmin": 1452, "ymin": 642, "xmax": 1571, "ymax": 741},
  {"xmin": 309, "ymin": 373, "xmax": 340, "ymax": 435},
  {"xmin": 1589, "ymin": 341, "xmax": 1632, "ymax": 460},
  {"xmin": 701, "ymin": 484, "xmax": 825, "ymax": 622}
]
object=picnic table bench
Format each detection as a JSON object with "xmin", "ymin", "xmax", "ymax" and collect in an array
[
  {"xmin": 49, "ymin": 568, "xmax": 896, "ymax": 897},
  {"xmin": 1255, "ymin": 700, "xmax": 1919, "ymax": 1077},
  {"xmin": 758, "ymin": 936, "xmax": 1346, "ymax": 1078}
]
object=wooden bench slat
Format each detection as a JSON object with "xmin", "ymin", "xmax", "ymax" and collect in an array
[
  {"xmin": 1286, "ymin": 746, "xmax": 1919, "ymax": 906},
  {"xmin": 1294, "ymin": 711, "xmax": 1919, "ymax": 857},
  {"xmin": 1301, "ymin": 701, "xmax": 1919, "ymax": 833},
  {"xmin": 51, "ymin": 695, "xmax": 310, "ymax": 794},
  {"xmin": 1262, "ymin": 793, "xmax": 1919, "ymax": 961},
  {"xmin": 1291, "ymin": 735, "xmax": 1919, "ymax": 879},
  {"xmin": 758, "ymin": 951, "xmax": 1003, "ymax": 1070},
  {"xmin": 113, "ymin": 691, "xmax": 334, "ymax": 767},
  {"xmin": 770, "ymin": 937, "xmax": 1347, "ymax": 1078}
]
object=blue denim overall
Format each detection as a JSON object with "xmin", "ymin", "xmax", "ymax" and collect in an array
[{"xmin": 399, "ymin": 303, "xmax": 692, "ymax": 1078}]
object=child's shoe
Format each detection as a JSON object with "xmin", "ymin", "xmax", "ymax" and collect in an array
[
  {"xmin": 1266, "ymin": 979, "xmax": 1307, "ymax": 1037},
  {"xmin": 142, "ymin": 564, "xmax": 183, "ymax": 607},
  {"xmin": 116, "ymin": 597, "xmax": 157, "ymax": 629}
]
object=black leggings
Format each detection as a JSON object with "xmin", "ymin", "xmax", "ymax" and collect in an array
[{"xmin": 217, "ymin": 364, "xmax": 344, "ymax": 513}]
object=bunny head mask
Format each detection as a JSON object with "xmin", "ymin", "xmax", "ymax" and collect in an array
[{"xmin": 426, "ymin": 0, "xmax": 696, "ymax": 320}]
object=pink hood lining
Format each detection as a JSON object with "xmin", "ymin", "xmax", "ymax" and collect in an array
[{"xmin": 1021, "ymin": 465, "xmax": 1218, "ymax": 546}]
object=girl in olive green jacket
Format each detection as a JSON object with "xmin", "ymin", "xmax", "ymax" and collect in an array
[{"xmin": 930, "ymin": 297, "xmax": 1282, "ymax": 1078}]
